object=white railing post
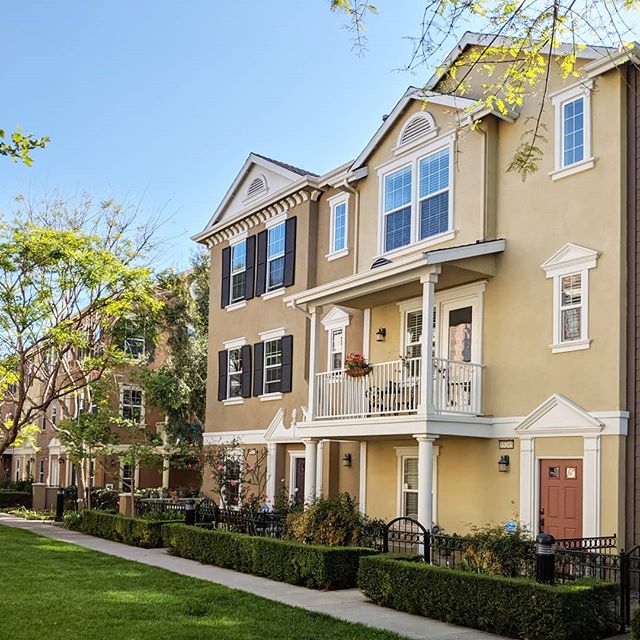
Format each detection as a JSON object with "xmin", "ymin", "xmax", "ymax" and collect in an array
[
  {"xmin": 307, "ymin": 306, "xmax": 322, "ymax": 422},
  {"xmin": 420, "ymin": 269, "xmax": 440, "ymax": 415}
]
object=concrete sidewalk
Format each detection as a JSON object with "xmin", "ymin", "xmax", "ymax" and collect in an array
[{"xmin": 0, "ymin": 516, "xmax": 629, "ymax": 640}]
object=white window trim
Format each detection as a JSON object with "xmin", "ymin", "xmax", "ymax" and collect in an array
[
  {"xmin": 119, "ymin": 384, "xmax": 145, "ymax": 423},
  {"xmin": 266, "ymin": 221, "xmax": 287, "ymax": 291},
  {"xmin": 226, "ymin": 346, "xmax": 244, "ymax": 401},
  {"xmin": 550, "ymin": 80, "xmax": 595, "ymax": 181},
  {"xmin": 226, "ymin": 300, "xmax": 247, "ymax": 313},
  {"xmin": 259, "ymin": 327, "xmax": 286, "ymax": 341},
  {"xmin": 376, "ymin": 133, "xmax": 455, "ymax": 256},
  {"xmin": 393, "ymin": 111, "xmax": 439, "ymax": 156},
  {"xmin": 265, "ymin": 211, "xmax": 288, "ymax": 230},
  {"xmin": 327, "ymin": 193, "xmax": 350, "ymax": 257},
  {"xmin": 261, "ymin": 287, "xmax": 285, "ymax": 300},
  {"xmin": 328, "ymin": 327, "xmax": 346, "ymax": 372},
  {"xmin": 259, "ymin": 392, "xmax": 283, "ymax": 402},
  {"xmin": 288, "ymin": 450, "xmax": 306, "ymax": 500},
  {"xmin": 322, "ymin": 308, "xmax": 351, "ymax": 372},
  {"xmin": 223, "ymin": 337, "xmax": 248, "ymax": 350},
  {"xmin": 394, "ymin": 445, "xmax": 439, "ymax": 522},
  {"xmin": 223, "ymin": 397, "xmax": 244, "ymax": 406},
  {"xmin": 119, "ymin": 460, "xmax": 140, "ymax": 494},
  {"xmin": 542, "ymin": 243, "xmax": 599, "ymax": 353}
]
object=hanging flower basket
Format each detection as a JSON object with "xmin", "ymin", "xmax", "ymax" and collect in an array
[
  {"xmin": 344, "ymin": 353, "xmax": 372, "ymax": 378},
  {"xmin": 346, "ymin": 366, "xmax": 373, "ymax": 378}
]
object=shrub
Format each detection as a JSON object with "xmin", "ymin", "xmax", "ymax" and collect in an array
[
  {"xmin": 460, "ymin": 523, "xmax": 535, "ymax": 577},
  {"xmin": 77, "ymin": 510, "xmax": 176, "ymax": 548},
  {"xmin": 63, "ymin": 510, "xmax": 84, "ymax": 530},
  {"xmin": 286, "ymin": 493, "xmax": 383, "ymax": 547},
  {"xmin": 632, "ymin": 605, "xmax": 640, "ymax": 639},
  {"xmin": 0, "ymin": 490, "xmax": 32, "ymax": 508},
  {"xmin": 359, "ymin": 555, "xmax": 619, "ymax": 640},
  {"xmin": 163, "ymin": 523, "xmax": 377, "ymax": 590},
  {"xmin": 6, "ymin": 506, "xmax": 54, "ymax": 520}
]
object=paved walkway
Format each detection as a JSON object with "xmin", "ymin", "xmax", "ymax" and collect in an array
[{"xmin": 0, "ymin": 516, "xmax": 630, "ymax": 640}]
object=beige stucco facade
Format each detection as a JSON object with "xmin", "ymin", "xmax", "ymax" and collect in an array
[{"xmin": 197, "ymin": 38, "xmax": 633, "ymax": 544}]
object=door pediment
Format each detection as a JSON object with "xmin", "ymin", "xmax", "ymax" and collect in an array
[{"xmin": 515, "ymin": 394, "xmax": 603, "ymax": 436}]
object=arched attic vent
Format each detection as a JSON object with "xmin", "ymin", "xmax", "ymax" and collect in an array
[
  {"xmin": 246, "ymin": 174, "xmax": 267, "ymax": 199},
  {"xmin": 397, "ymin": 112, "xmax": 437, "ymax": 147}
]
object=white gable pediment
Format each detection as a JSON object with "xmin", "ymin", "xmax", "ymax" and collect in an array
[
  {"xmin": 206, "ymin": 154, "xmax": 307, "ymax": 231},
  {"xmin": 515, "ymin": 394, "xmax": 603, "ymax": 436},
  {"xmin": 322, "ymin": 306, "xmax": 352, "ymax": 330},
  {"xmin": 265, "ymin": 407, "xmax": 301, "ymax": 442},
  {"xmin": 541, "ymin": 243, "xmax": 599, "ymax": 278}
]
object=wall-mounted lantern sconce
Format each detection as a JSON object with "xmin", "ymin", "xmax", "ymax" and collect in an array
[
  {"xmin": 498, "ymin": 455, "xmax": 510, "ymax": 472},
  {"xmin": 376, "ymin": 328, "xmax": 386, "ymax": 342},
  {"xmin": 58, "ymin": 458, "xmax": 64, "ymax": 466},
  {"xmin": 342, "ymin": 453, "xmax": 352, "ymax": 467}
]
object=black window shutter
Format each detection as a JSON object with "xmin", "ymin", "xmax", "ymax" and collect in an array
[
  {"xmin": 221, "ymin": 247, "xmax": 231, "ymax": 308},
  {"xmin": 217, "ymin": 350, "xmax": 228, "ymax": 401},
  {"xmin": 255, "ymin": 230, "xmax": 268, "ymax": 297},
  {"xmin": 253, "ymin": 342, "xmax": 264, "ymax": 396},
  {"xmin": 245, "ymin": 235, "xmax": 256, "ymax": 301},
  {"xmin": 283, "ymin": 217, "xmax": 297, "ymax": 288},
  {"xmin": 241, "ymin": 344, "xmax": 252, "ymax": 398},
  {"xmin": 281, "ymin": 335, "xmax": 293, "ymax": 393}
]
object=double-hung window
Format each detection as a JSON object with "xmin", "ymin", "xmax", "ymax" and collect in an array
[
  {"xmin": 121, "ymin": 386, "xmax": 143, "ymax": 422},
  {"xmin": 401, "ymin": 457, "xmax": 419, "ymax": 518},
  {"xmin": 227, "ymin": 347, "xmax": 243, "ymax": 399},
  {"xmin": 230, "ymin": 240, "xmax": 247, "ymax": 303},
  {"xmin": 383, "ymin": 166, "xmax": 412, "ymax": 252},
  {"xmin": 329, "ymin": 328, "xmax": 345, "ymax": 371},
  {"xmin": 560, "ymin": 273, "xmax": 583, "ymax": 342},
  {"xmin": 562, "ymin": 98, "xmax": 584, "ymax": 167},
  {"xmin": 263, "ymin": 338, "xmax": 283, "ymax": 393},
  {"xmin": 381, "ymin": 144, "xmax": 452, "ymax": 254},
  {"xmin": 405, "ymin": 311, "xmax": 423, "ymax": 359},
  {"xmin": 329, "ymin": 197, "xmax": 348, "ymax": 256},
  {"xmin": 267, "ymin": 223, "xmax": 286, "ymax": 290}
]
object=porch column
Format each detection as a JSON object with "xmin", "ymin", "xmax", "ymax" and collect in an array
[
  {"xmin": 265, "ymin": 442, "xmax": 277, "ymax": 508},
  {"xmin": 358, "ymin": 441, "xmax": 368, "ymax": 515},
  {"xmin": 307, "ymin": 306, "xmax": 322, "ymax": 421},
  {"xmin": 419, "ymin": 269, "xmax": 440, "ymax": 415},
  {"xmin": 303, "ymin": 439, "xmax": 318, "ymax": 506},
  {"xmin": 161, "ymin": 422, "xmax": 170, "ymax": 490},
  {"xmin": 583, "ymin": 435, "xmax": 601, "ymax": 537},
  {"xmin": 518, "ymin": 436, "xmax": 535, "ymax": 532},
  {"xmin": 315, "ymin": 440, "xmax": 324, "ymax": 498},
  {"xmin": 415, "ymin": 435, "xmax": 438, "ymax": 530}
]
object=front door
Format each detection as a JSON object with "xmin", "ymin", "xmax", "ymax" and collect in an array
[
  {"xmin": 294, "ymin": 457, "xmax": 305, "ymax": 504},
  {"xmin": 539, "ymin": 459, "xmax": 583, "ymax": 538}
]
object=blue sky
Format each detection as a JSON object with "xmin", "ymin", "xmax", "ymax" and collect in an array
[{"xmin": 2, "ymin": 1, "xmax": 433, "ymax": 269}]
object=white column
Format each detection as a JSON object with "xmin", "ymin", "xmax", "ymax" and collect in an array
[
  {"xmin": 315, "ymin": 440, "xmax": 324, "ymax": 498},
  {"xmin": 415, "ymin": 435, "xmax": 437, "ymax": 530},
  {"xmin": 358, "ymin": 441, "xmax": 368, "ymax": 515},
  {"xmin": 303, "ymin": 439, "xmax": 318, "ymax": 506},
  {"xmin": 519, "ymin": 436, "xmax": 535, "ymax": 532},
  {"xmin": 307, "ymin": 307, "xmax": 322, "ymax": 421},
  {"xmin": 160, "ymin": 422, "xmax": 170, "ymax": 489},
  {"xmin": 583, "ymin": 435, "xmax": 601, "ymax": 537},
  {"xmin": 419, "ymin": 269, "xmax": 440, "ymax": 415},
  {"xmin": 265, "ymin": 442, "xmax": 277, "ymax": 507}
]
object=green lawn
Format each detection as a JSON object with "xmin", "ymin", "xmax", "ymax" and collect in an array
[{"xmin": 1, "ymin": 524, "xmax": 404, "ymax": 640}]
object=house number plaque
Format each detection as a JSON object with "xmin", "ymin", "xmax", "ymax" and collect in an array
[{"xmin": 498, "ymin": 440, "xmax": 514, "ymax": 450}]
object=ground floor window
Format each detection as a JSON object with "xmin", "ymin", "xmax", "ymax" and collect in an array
[
  {"xmin": 401, "ymin": 456, "xmax": 419, "ymax": 518},
  {"xmin": 39, "ymin": 460, "xmax": 45, "ymax": 483},
  {"xmin": 121, "ymin": 463, "xmax": 132, "ymax": 493}
]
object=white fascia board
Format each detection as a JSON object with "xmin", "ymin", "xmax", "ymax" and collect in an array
[
  {"xmin": 583, "ymin": 44, "xmax": 640, "ymax": 79},
  {"xmin": 425, "ymin": 239, "xmax": 506, "ymax": 264}
]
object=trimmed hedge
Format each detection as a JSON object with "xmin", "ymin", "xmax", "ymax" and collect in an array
[
  {"xmin": 163, "ymin": 523, "xmax": 377, "ymax": 590},
  {"xmin": 632, "ymin": 606, "xmax": 640, "ymax": 639},
  {"xmin": 77, "ymin": 510, "xmax": 176, "ymax": 548},
  {"xmin": 359, "ymin": 555, "xmax": 619, "ymax": 640},
  {"xmin": 0, "ymin": 490, "xmax": 32, "ymax": 508}
]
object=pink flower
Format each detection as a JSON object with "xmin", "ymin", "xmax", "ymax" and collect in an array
[
  {"xmin": 217, "ymin": 465, "xmax": 224, "ymax": 471},
  {"xmin": 229, "ymin": 480, "xmax": 238, "ymax": 487}
]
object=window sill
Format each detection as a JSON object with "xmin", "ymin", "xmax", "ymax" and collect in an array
[
  {"xmin": 226, "ymin": 300, "xmax": 247, "ymax": 313},
  {"xmin": 325, "ymin": 248, "xmax": 350, "ymax": 262},
  {"xmin": 262, "ymin": 288, "xmax": 285, "ymax": 301},
  {"xmin": 259, "ymin": 392, "xmax": 283, "ymax": 402},
  {"xmin": 375, "ymin": 230, "xmax": 456, "ymax": 262},
  {"xmin": 222, "ymin": 397, "xmax": 245, "ymax": 406},
  {"xmin": 550, "ymin": 339, "xmax": 591, "ymax": 353},
  {"xmin": 549, "ymin": 157, "xmax": 596, "ymax": 181}
]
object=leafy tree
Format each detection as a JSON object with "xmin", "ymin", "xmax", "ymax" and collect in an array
[
  {"xmin": 331, "ymin": 0, "xmax": 640, "ymax": 178},
  {"xmin": 141, "ymin": 250, "xmax": 209, "ymax": 446},
  {"xmin": 0, "ymin": 195, "xmax": 161, "ymax": 458},
  {"xmin": 0, "ymin": 127, "xmax": 49, "ymax": 166}
]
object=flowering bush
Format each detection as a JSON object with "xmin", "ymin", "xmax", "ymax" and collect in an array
[{"xmin": 344, "ymin": 353, "xmax": 370, "ymax": 371}]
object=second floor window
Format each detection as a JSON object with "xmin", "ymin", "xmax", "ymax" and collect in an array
[
  {"xmin": 227, "ymin": 347, "xmax": 243, "ymax": 398},
  {"xmin": 264, "ymin": 338, "xmax": 283, "ymax": 393},
  {"xmin": 560, "ymin": 273, "xmax": 583, "ymax": 342},
  {"xmin": 330, "ymin": 199, "xmax": 348, "ymax": 255},
  {"xmin": 230, "ymin": 240, "xmax": 247, "ymax": 303},
  {"xmin": 562, "ymin": 97, "xmax": 584, "ymax": 167},
  {"xmin": 121, "ymin": 387, "xmax": 143, "ymax": 422},
  {"xmin": 382, "ymin": 145, "xmax": 451, "ymax": 253},
  {"xmin": 329, "ymin": 328, "xmax": 345, "ymax": 371},
  {"xmin": 267, "ymin": 223, "xmax": 286, "ymax": 290},
  {"xmin": 124, "ymin": 336, "xmax": 145, "ymax": 358}
]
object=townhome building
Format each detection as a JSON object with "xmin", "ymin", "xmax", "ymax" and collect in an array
[
  {"xmin": 4, "ymin": 319, "xmax": 200, "ymax": 499},
  {"xmin": 196, "ymin": 32, "xmax": 640, "ymax": 547}
]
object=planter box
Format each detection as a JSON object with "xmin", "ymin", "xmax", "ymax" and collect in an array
[
  {"xmin": 163, "ymin": 523, "xmax": 377, "ymax": 590},
  {"xmin": 358, "ymin": 555, "xmax": 619, "ymax": 640}
]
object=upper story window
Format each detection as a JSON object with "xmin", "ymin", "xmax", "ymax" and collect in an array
[
  {"xmin": 328, "ymin": 194, "xmax": 349, "ymax": 259},
  {"xmin": 124, "ymin": 336, "xmax": 145, "ymax": 358},
  {"xmin": 329, "ymin": 328, "xmax": 345, "ymax": 371},
  {"xmin": 405, "ymin": 310, "xmax": 423, "ymax": 359},
  {"xmin": 218, "ymin": 341, "xmax": 251, "ymax": 402},
  {"xmin": 550, "ymin": 81, "xmax": 594, "ymax": 181},
  {"xmin": 263, "ymin": 338, "xmax": 283, "ymax": 394},
  {"xmin": 541, "ymin": 243, "xmax": 599, "ymax": 353},
  {"xmin": 267, "ymin": 223, "xmax": 286, "ymax": 290},
  {"xmin": 381, "ymin": 143, "xmax": 452, "ymax": 254},
  {"xmin": 227, "ymin": 347, "xmax": 243, "ymax": 399},
  {"xmin": 121, "ymin": 386, "xmax": 144, "ymax": 422},
  {"xmin": 230, "ymin": 240, "xmax": 247, "ymax": 303}
]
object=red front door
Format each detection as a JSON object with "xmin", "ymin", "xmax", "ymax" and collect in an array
[{"xmin": 539, "ymin": 459, "xmax": 583, "ymax": 538}]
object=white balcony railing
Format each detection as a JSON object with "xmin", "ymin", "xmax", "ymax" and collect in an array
[{"xmin": 314, "ymin": 357, "xmax": 481, "ymax": 420}]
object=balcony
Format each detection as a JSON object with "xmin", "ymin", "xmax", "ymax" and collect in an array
[{"xmin": 314, "ymin": 356, "xmax": 482, "ymax": 420}]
